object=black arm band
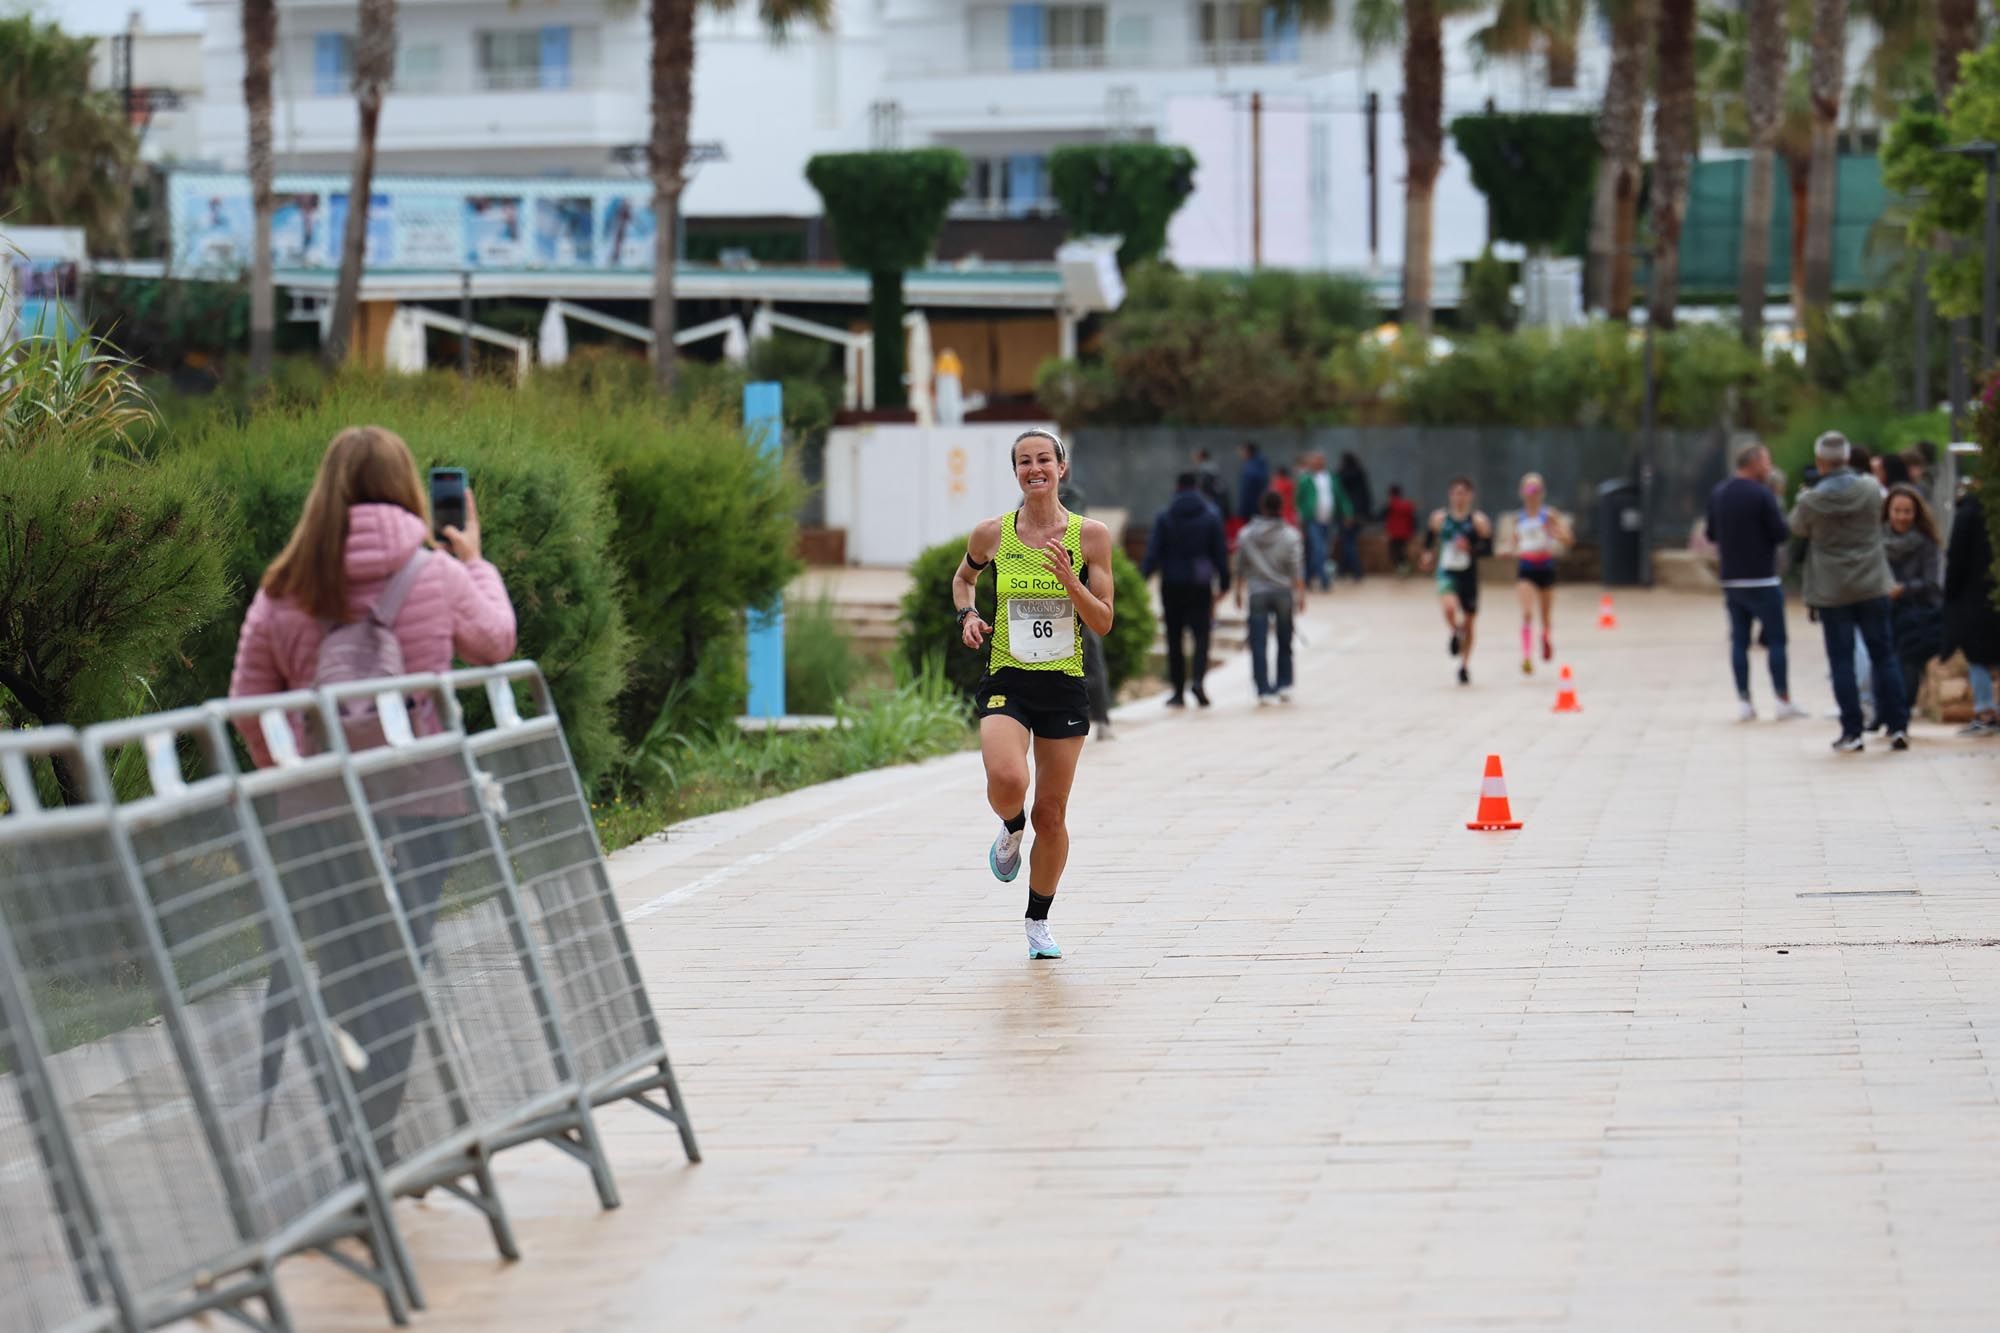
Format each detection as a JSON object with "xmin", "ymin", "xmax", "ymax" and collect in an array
[{"xmin": 964, "ymin": 552, "xmax": 990, "ymax": 572}]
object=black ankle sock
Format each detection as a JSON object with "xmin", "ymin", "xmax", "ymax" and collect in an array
[
  {"xmin": 1026, "ymin": 890, "xmax": 1053, "ymax": 921},
  {"xmin": 1003, "ymin": 810, "xmax": 1027, "ymax": 834}
]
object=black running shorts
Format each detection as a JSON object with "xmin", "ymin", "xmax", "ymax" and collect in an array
[
  {"xmin": 974, "ymin": 667, "xmax": 1091, "ymax": 740},
  {"xmin": 1441, "ymin": 571, "xmax": 1480, "ymax": 616},
  {"xmin": 1516, "ymin": 563, "xmax": 1556, "ymax": 590}
]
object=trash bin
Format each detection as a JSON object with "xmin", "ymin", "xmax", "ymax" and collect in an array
[{"xmin": 1597, "ymin": 478, "xmax": 1644, "ymax": 587}]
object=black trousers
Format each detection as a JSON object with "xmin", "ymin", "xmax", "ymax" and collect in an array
[{"xmin": 1161, "ymin": 582, "xmax": 1214, "ymax": 694}]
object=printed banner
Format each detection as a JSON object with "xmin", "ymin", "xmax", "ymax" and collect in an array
[{"xmin": 168, "ymin": 172, "xmax": 665, "ymax": 274}]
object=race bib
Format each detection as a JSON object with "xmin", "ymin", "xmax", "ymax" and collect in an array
[
  {"xmin": 1517, "ymin": 519, "xmax": 1552, "ymax": 556},
  {"xmin": 1441, "ymin": 537, "xmax": 1472, "ymax": 572},
  {"xmin": 1008, "ymin": 597, "xmax": 1075, "ymax": 663}
]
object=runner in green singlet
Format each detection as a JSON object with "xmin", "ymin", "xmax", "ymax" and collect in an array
[
  {"xmin": 952, "ymin": 428, "xmax": 1116, "ymax": 960},
  {"xmin": 1421, "ymin": 476, "xmax": 1493, "ymax": 687}
]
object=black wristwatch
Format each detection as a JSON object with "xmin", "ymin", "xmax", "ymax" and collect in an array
[{"xmin": 955, "ymin": 606, "xmax": 976, "ymax": 627}]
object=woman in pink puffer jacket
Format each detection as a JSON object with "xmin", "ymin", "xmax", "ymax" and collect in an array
[{"xmin": 228, "ymin": 423, "xmax": 517, "ymax": 765}]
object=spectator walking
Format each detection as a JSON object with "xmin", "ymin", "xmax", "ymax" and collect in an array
[
  {"xmin": 1193, "ymin": 447, "xmax": 1231, "ymax": 523},
  {"xmin": 1295, "ymin": 451, "xmax": 1337, "ymax": 590},
  {"xmin": 1883, "ymin": 484, "xmax": 1945, "ymax": 719},
  {"xmin": 1272, "ymin": 464, "xmax": 1299, "ymax": 527},
  {"xmin": 1790, "ymin": 432, "xmax": 1909, "ymax": 752},
  {"xmin": 1944, "ymin": 483, "xmax": 2000, "ymax": 736},
  {"xmin": 1707, "ymin": 443, "xmax": 1806, "ymax": 722},
  {"xmin": 1142, "ymin": 472, "xmax": 1231, "ymax": 709},
  {"xmin": 1233, "ymin": 491, "xmax": 1306, "ymax": 704},
  {"xmin": 1335, "ymin": 452, "xmax": 1373, "ymax": 581},
  {"xmin": 1383, "ymin": 484, "xmax": 1418, "ymax": 575},
  {"xmin": 1235, "ymin": 441, "xmax": 1270, "ymax": 543}
]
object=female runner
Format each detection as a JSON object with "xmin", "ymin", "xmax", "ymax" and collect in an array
[
  {"xmin": 954, "ymin": 428, "xmax": 1116, "ymax": 959},
  {"xmin": 1504, "ymin": 472, "xmax": 1572, "ymax": 674}
]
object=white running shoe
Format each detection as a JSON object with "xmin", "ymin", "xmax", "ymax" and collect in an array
[
  {"xmin": 1773, "ymin": 700, "xmax": 1809, "ymax": 721},
  {"xmin": 1025, "ymin": 918, "xmax": 1062, "ymax": 959},
  {"xmin": 1736, "ymin": 699, "xmax": 1757, "ymax": 723},
  {"xmin": 1257, "ymin": 694, "xmax": 1276, "ymax": 707},
  {"xmin": 988, "ymin": 825, "xmax": 1025, "ymax": 882},
  {"xmin": 1278, "ymin": 688, "xmax": 1293, "ymax": 703}
]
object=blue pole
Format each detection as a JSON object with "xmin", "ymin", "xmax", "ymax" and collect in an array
[{"xmin": 744, "ymin": 381, "xmax": 785, "ymax": 719}]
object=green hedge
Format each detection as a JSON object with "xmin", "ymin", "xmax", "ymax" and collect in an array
[
  {"xmin": 897, "ymin": 534, "xmax": 1155, "ymax": 703},
  {"xmin": 166, "ymin": 378, "xmax": 634, "ymax": 783}
]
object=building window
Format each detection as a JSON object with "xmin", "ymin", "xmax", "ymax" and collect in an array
[
  {"xmin": 313, "ymin": 33, "xmax": 353, "ymax": 96},
  {"xmin": 396, "ymin": 42, "xmax": 444, "ymax": 93},
  {"xmin": 957, "ymin": 154, "xmax": 1055, "ymax": 217},
  {"xmin": 1196, "ymin": 2, "xmax": 1299, "ymax": 64},
  {"xmin": 477, "ymin": 27, "xmax": 571, "ymax": 90},
  {"xmin": 970, "ymin": 4, "xmax": 1107, "ymax": 71}
]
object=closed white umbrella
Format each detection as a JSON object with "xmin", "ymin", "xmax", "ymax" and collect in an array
[
  {"xmin": 537, "ymin": 301, "xmax": 569, "ymax": 366},
  {"xmin": 384, "ymin": 306, "xmax": 426, "ymax": 374}
]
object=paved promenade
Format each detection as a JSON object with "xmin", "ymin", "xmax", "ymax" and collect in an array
[{"xmin": 266, "ymin": 583, "xmax": 2000, "ymax": 1331}]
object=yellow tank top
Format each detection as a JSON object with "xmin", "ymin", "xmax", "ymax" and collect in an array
[{"xmin": 989, "ymin": 510, "xmax": 1087, "ymax": 677}]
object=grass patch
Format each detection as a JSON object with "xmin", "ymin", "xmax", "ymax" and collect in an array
[{"xmin": 594, "ymin": 658, "xmax": 973, "ymax": 853}]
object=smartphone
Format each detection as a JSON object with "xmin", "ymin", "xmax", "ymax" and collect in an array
[{"xmin": 429, "ymin": 467, "xmax": 467, "ymax": 542}]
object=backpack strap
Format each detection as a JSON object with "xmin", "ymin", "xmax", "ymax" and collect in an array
[{"xmin": 367, "ymin": 548, "xmax": 432, "ymax": 628}]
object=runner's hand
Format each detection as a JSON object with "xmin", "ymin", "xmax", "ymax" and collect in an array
[
  {"xmin": 1037, "ymin": 538, "xmax": 1078, "ymax": 592},
  {"xmin": 961, "ymin": 613, "xmax": 990, "ymax": 650}
]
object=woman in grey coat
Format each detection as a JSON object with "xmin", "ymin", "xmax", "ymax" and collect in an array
[{"xmin": 1882, "ymin": 484, "xmax": 1944, "ymax": 716}]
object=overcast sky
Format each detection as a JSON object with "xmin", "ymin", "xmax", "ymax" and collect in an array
[{"xmin": 18, "ymin": 0, "xmax": 203, "ymax": 37}]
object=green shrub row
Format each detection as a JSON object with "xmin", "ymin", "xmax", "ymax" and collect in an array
[{"xmin": 2, "ymin": 326, "xmax": 807, "ymax": 795}]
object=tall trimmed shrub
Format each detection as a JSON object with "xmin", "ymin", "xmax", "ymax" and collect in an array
[
  {"xmin": 1047, "ymin": 144, "xmax": 1197, "ymax": 268},
  {"xmin": 1448, "ymin": 113, "xmax": 1600, "ymax": 255},
  {"xmin": 805, "ymin": 150, "xmax": 968, "ymax": 410}
]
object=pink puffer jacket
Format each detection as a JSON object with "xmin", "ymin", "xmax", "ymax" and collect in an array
[{"xmin": 228, "ymin": 502, "xmax": 517, "ymax": 766}]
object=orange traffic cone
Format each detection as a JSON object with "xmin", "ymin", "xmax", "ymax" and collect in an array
[
  {"xmin": 1552, "ymin": 665, "xmax": 1583, "ymax": 713},
  {"xmin": 1597, "ymin": 593, "xmax": 1618, "ymax": 630},
  {"xmin": 1467, "ymin": 754, "xmax": 1524, "ymax": 831}
]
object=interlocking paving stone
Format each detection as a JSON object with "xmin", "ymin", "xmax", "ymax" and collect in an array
[{"xmin": 224, "ymin": 585, "xmax": 2000, "ymax": 1331}]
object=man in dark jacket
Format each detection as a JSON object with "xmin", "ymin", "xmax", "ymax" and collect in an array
[
  {"xmin": 1707, "ymin": 442, "xmax": 1807, "ymax": 722},
  {"xmin": 1236, "ymin": 442, "xmax": 1270, "ymax": 537},
  {"xmin": 1142, "ymin": 472, "xmax": 1231, "ymax": 708},
  {"xmin": 1944, "ymin": 484, "xmax": 2000, "ymax": 735},
  {"xmin": 1790, "ymin": 432, "xmax": 1908, "ymax": 751}
]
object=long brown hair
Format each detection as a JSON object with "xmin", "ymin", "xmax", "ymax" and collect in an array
[
  {"xmin": 263, "ymin": 425, "xmax": 429, "ymax": 622},
  {"xmin": 1883, "ymin": 483, "xmax": 1941, "ymax": 546}
]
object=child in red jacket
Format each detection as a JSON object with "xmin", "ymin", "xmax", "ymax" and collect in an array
[{"xmin": 1384, "ymin": 484, "xmax": 1418, "ymax": 575}]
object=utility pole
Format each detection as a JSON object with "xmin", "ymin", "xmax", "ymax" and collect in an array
[
  {"xmin": 1249, "ymin": 92, "xmax": 1263, "ymax": 269},
  {"xmin": 1365, "ymin": 91, "xmax": 1379, "ymax": 271}
]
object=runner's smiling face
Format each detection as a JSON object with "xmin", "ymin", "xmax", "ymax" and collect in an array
[{"xmin": 1013, "ymin": 436, "xmax": 1067, "ymax": 499}]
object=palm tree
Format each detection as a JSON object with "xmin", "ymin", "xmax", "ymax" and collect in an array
[
  {"xmin": 242, "ymin": 0, "xmax": 278, "ymax": 382},
  {"xmin": 1934, "ymin": 0, "xmax": 1978, "ymax": 99},
  {"xmin": 1737, "ymin": 0, "xmax": 1784, "ymax": 345},
  {"xmin": 1798, "ymin": 0, "xmax": 1845, "ymax": 323},
  {"xmin": 0, "ymin": 16, "xmax": 138, "ymax": 255},
  {"xmin": 322, "ymin": 0, "xmax": 396, "ymax": 370},
  {"xmin": 1590, "ymin": 0, "xmax": 1654, "ymax": 319},
  {"xmin": 1472, "ymin": 0, "xmax": 1588, "ymax": 89},
  {"xmin": 1648, "ymin": 0, "xmax": 1696, "ymax": 329},
  {"xmin": 1403, "ymin": 0, "xmax": 1445, "ymax": 336},
  {"xmin": 650, "ymin": 0, "xmax": 833, "ymax": 395}
]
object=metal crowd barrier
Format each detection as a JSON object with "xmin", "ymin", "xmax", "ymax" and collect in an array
[
  {"xmin": 449, "ymin": 664, "xmax": 699, "ymax": 1162},
  {"xmin": 0, "ymin": 663, "xmax": 698, "ymax": 1332}
]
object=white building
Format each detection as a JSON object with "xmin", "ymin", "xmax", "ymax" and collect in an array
[
  {"xmin": 71, "ymin": 0, "xmax": 206, "ymax": 165},
  {"xmin": 185, "ymin": 0, "xmax": 1612, "ymax": 278}
]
